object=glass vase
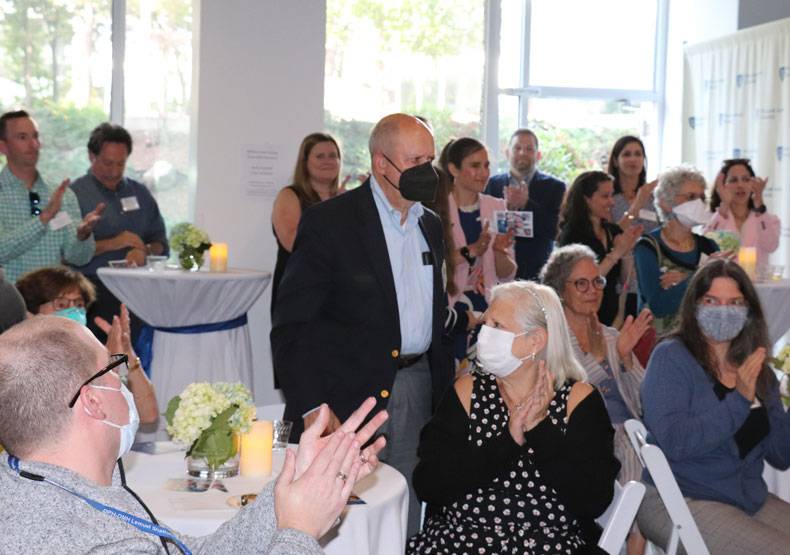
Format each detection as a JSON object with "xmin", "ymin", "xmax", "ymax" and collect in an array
[
  {"xmin": 179, "ymin": 249, "xmax": 204, "ymax": 271},
  {"xmin": 186, "ymin": 451, "xmax": 240, "ymax": 479}
]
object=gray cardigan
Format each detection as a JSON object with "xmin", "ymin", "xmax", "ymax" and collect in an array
[{"xmin": 0, "ymin": 452, "xmax": 322, "ymax": 554}]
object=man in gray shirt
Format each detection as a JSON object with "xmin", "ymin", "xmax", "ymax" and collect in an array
[
  {"xmin": 70, "ymin": 123, "xmax": 168, "ymax": 341},
  {"xmin": 0, "ymin": 317, "xmax": 387, "ymax": 554}
]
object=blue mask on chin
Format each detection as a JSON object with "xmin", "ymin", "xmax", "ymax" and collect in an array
[{"xmin": 54, "ymin": 306, "xmax": 87, "ymax": 326}]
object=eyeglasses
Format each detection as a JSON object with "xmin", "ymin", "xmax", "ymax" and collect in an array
[
  {"xmin": 51, "ymin": 295, "xmax": 86, "ymax": 310},
  {"xmin": 567, "ymin": 276, "xmax": 607, "ymax": 293},
  {"xmin": 29, "ymin": 191, "xmax": 41, "ymax": 216},
  {"xmin": 68, "ymin": 353, "xmax": 128, "ymax": 408}
]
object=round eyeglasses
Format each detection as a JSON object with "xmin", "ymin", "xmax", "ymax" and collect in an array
[{"xmin": 567, "ymin": 276, "xmax": 607, "ymax": 293}]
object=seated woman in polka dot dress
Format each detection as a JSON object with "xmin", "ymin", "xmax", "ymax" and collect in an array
[{"xmin": 409, "ymin": 281, "xmax": 620, "ymax": 554}]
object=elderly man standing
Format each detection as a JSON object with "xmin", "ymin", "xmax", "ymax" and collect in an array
[
  {"xmin": 0, "ymin": 110, "xmax": 102, "ymax": 283},
  {"xmin": 272, "ymin": 113, "xmax": 453, "ymax": 535},
  {"xmin": 485, "ymin": 128, "xmax": 566, "ymax": 280},
  {"xmin": 70, "ymin": 123, "xmax": 168, "ymax": 342},
  {"xmin": 0, "ymin": 316, "xmax": 388, "ymax": 553}
]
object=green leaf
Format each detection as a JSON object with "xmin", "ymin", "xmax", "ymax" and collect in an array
[{"xmin": 164, "ymin": 396, "xmax": 181, "ymax": 426}]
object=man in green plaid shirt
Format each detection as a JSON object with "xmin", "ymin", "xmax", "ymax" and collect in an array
[{"xmin": 0, "ymin": 110, "xmax": 104, "ymax": 283}]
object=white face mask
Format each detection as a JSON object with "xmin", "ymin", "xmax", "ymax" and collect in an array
[
  {"xmin": 87, "ymin": 381, "xmax": 140, "ymax": 459},
  {"xmin": 672, "ymin": 198, "xmax": 711, "ymax": 228},
  {"xmin": 476, "ymin": 325, "xmax": 534, "ymax": 378}
]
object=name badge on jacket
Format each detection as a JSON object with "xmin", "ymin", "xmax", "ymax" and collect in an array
[{"xmin": 121, "ymin": 196, "xmax": 140, "ymax": 212}]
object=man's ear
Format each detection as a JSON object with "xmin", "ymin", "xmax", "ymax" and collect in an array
[
  {"xmin": 0, "ymin": 140, "xmax": 7, "ymax": 156},
  {"xmin": 88, "ymin": 151, "xmax": 96, "ymax": 164},
  {"xmin": 536, "ymin": 151, "xmax": 543, "ymax": 162},
  {"xmin": 79, "ymin": 386, "xmax": 108, "ymax": 421}
]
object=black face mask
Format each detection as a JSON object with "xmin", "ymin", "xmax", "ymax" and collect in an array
[{"xmin": 382, "ymin": 154, "xmax": 438, "ymax": 204}]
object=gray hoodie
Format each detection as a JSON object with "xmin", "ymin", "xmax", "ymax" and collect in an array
[{"xmin": 0, "ymin": 452, "xmax": 322, "ymax": 554}]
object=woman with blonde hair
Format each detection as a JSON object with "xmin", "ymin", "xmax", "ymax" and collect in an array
[{"xmin": 409, "ymin": 281, "xmax": 619, "ymax": 554}]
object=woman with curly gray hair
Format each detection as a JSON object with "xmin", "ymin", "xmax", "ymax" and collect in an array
[
  {"xmin": 541, "ymin": 244, "xmax": 653, "ymax": 553},
  {"xmin": 633, "ymin": 165, "xmax": 719, "ymax": 333}
]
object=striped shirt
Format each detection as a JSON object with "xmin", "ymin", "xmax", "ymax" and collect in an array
[{"xmin": 0, "ymin": 165, "xmax": 95, "ymax": 283}]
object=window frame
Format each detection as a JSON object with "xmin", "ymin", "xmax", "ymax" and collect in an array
[{"xmin": 483, "ymin": 0, "xmax": 669, "ymax": 168}]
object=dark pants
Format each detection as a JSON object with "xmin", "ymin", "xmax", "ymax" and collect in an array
[{"xmin": 378, "ymin": 356, "xmax": 432, "ymax": 539}]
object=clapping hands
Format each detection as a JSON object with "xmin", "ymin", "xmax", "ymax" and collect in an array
[
  {"xmin": 508, "ymin": 361, "xmax": 554, "ymax": 446},
  {"xmin": 616, "ymin": 309, "xmax": 653, "ymax": 368}
]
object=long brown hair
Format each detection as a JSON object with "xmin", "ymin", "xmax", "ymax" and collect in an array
[
  {"xmin": 425, "ymin": 140, "xmax": 458, "ymax": 296},
  {"xmin": 292, "ymin": 132, "xmax": 341, "ymax": 205},
  {"xmin": 669, "ymin": 259, "xmax": 775, "ymax": 400}
]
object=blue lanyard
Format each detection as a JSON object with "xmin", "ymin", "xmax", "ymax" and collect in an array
[{"xmin": 8, "ymin": 455, "xmax": 192, "ymax": 555}]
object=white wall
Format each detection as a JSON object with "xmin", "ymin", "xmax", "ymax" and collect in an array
[
  {"xmin": 661, "ymin": 0, "xmax": 739, "ymax": 168},
  {"xmin": 193, "ymin": 0, "xmax": 327, "ymax": 405}
]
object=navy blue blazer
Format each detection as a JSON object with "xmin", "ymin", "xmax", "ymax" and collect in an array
[
  {"xmin": 270, "ymin": 180, "xmax": 453, "ymax": 439},
  {"xmin": 485, "ymin": 171, "xmax": 566, "ymax": 280}
]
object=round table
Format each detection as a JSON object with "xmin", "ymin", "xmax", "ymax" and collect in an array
[
  {"xmin": 123, "ymin": 445, "xmax": 408, "ymax": 555},
  {"xmin": 97, "ymin": 267, "xmax": 270, "ymax": 432},
  {"xmin": 754, "ymin": 279, "xmax": 790, "ymax": 344}
]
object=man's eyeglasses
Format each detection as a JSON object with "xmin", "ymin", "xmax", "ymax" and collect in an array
[
  {"xmin": 567, "ymin": 276, "xmax": 607, "ymax": 293},
  {"xmin": 29, "ymin": 191, "xmax": 41, "ymax": 216},
  {"xmin": 68, "ymin": 353, "xmax": 128, "ymax": 408}
]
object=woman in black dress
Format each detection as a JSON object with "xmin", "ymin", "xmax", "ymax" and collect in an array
[
  {"xmin": 409, "ymin": 281, "xmax": 620, "ymax": 554},
  {"xmin": 557, "ymin": 171, "xmax": 642, "ymax": 327},
  {"xmin": 270, "ymin": 133, "xmax": 341, "ymax": 317}
]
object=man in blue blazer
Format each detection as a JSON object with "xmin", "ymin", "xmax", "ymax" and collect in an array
[
  {"xmin": 485, "ymin": 128, "xmax": 566, "ymax": 280},
  {"xmin": 271, "ymin": 114, "xmax": 452, "ymax": 535}
]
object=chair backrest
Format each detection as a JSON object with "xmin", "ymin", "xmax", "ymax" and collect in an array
[
  {"xmin": 596, "ymin": 480, "xmax": 646, "ymax": 555},
  {"xmin": 624, "ymin": 419, "xmax": 710, "ymax": 555}
]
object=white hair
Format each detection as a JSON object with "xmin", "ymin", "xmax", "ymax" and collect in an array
[
  {"xmin": 489, "ymin": 281, "xmax": 587, "ymax": 388},
  {"xmin": 654, "ymin": 164, "xmax": 707, "ymax": 222}
]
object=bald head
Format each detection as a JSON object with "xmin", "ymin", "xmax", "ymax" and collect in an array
[
  {"xmin": 368, "ymin": 113, "xmax": 434, "ymax": 159},
  {"xmin": 0, "ymin": 317, "xmax": 102, "ymax": 456}
]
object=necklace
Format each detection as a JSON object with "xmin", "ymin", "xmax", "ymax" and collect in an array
[{"xmin": 661, "ymin": 228, "xmax": 694, "ymax": 251}]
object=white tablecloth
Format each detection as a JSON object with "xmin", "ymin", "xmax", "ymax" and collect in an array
[
  {"xmin": 764, "ymin": 463, "xmax": 790, "ymax": 503},
  {"xmin": 97, "ymin": 268, "xmax": 270, "ymax": 425},
  {"xmin": 755, "ymin": 279, "xmax": 790, "ymax": 344},
  {"xmin": 122, "ymin": 446, "xmax": 408, "ymax": 555}
]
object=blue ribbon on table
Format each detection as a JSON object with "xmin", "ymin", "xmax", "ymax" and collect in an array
[{"xmin": 135, "ymin": 314, "xmax": 249, "ymax": 375}]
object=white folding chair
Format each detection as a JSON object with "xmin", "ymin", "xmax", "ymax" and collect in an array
[
  {"xmin": 624, "ymin": 419, "xmax": 710, "ymax": 555},
  {"xmin": 255, "ymin": 403, "xmax": 285, "ymax": 421},
  {"xmin": 596, "ymin": 480, "xmax": 646, "ymax": 555},
  {"xmin": 419, "ymin": 501, "xmax": 428, "ymax": 532}
]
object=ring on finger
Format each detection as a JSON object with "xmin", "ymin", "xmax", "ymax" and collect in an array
[{"xmin": 336, "ymin": 471, "xmax": 347, "ymax": 482}]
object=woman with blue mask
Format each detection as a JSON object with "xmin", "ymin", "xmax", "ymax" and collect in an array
[
  {"xmin": 16, "ymin": 266, "xmax": 158, "ymax": 424},
  {"xmin": 637, "ymin": 259, "xmax": 790, "ymax": 553},
  {"xmin": 634, "ymin": 165, "xmax": 721, "ymax": 333},
  {"xmin": 409, "ymin": 281, "xmax": 620, "ymax": 554}
]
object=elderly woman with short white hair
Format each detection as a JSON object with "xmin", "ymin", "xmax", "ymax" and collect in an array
[
  {"xmin": 408, "ymin": 281, "xmax": 620, "ymax": 554},
  {"xmin": 633, "ymin": 165, "xmax": 719, "ymax": 333}
]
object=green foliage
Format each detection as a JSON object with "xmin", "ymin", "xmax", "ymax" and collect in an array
[
  {"xmin": 164, "ymin": 395, "xmax": 181, "ymax": 427},
  {"xmin": 187, "ymin": 404, "xmax": 239, "ymax": 469}
]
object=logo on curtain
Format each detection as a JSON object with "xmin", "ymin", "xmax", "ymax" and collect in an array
[
  {"xmin": 778, "ymin": 146, "xmax": 784, "ymax": 162},
  {"xmin": 780, "ymin": 67, "xmax": 786, "ymax": 82},
  {"xmin": 754, "ymin": 107, "xmax": 783, "ymax": 120},
  {"xmin": 688, "ymin": 116, "xmax": 698, "ymax": 129},
  {"xmin": 704, "ymin": 78, "xmax": 725, "ymax": 91},
  {"xmin": 718, "ymin": 112, "xmax": 743, "ymax": 126},
  {"xmin": 732, "ymin": 148, "xmax": 742, "ymax": 158},
  {"xmin": 736, "ymin": 73, "xmax": 759, "ymax": 88}
]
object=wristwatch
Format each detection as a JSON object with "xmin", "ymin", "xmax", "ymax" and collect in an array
[
  {"xmin": 753, "ymin": 204, "xmax": 767, "ymax": 214},
  {"xmin": 460, "ymin": 246, "xmax": 476, "ymax": 265}
]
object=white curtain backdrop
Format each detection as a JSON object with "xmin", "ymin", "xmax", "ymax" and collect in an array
[{"xmin": 683, "ymin": 17, "xmax": 790, "ymax": 268}]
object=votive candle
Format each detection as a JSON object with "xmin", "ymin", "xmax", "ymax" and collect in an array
[
  {"xmin": 737, "ymin": 247, "xmax": 757, "ymax": 279},
  {"xmin": 209, "ymin": 243, "xmax": 228, "ymax": 272},
  {"xmin": 239, "ymin": 420, "xmax": 273, "ymax": 477}
]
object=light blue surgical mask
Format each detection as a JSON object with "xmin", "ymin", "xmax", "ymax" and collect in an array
[
  {"xmin": 696, "ymin": 304, "xmax": 748, "ymax": 342},
  {"xmin": 54, "ymin": 306, "xmax": 87, "ymax": 326}
]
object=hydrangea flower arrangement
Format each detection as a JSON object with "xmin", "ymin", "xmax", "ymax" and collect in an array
[
  {"xmin": 704, "ymin": 230, "xmax": 740, "ymax": 253},
  {"xmin": 769, "ymin": 345, "xmax": 790, "ymax": 406},
  {"xmin": 165, "ymin": 382, "xmax": 256, "ymax": 469},
  {"xmin": 169, "ymin": 223, "xmax": 211, "ymax": 270}
]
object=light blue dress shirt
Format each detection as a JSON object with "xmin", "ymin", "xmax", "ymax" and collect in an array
[{"xmin": 370, "ymin": 175, "xmax": 433, "ymax": 355}]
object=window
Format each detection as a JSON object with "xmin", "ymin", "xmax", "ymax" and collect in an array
[
  {"xmin": 488, "ymin": 0, "xmax": 667, "ymax": 182},
  {"xmin": 325, "ymin": 0, "xmax": 486, "ymax": 180},
  {"xmin": 0, "ymin": 0, "xmax": 193, "ymax": 229}
]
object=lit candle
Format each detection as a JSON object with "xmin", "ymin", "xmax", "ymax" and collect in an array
[
  {"xmin": 209, "ymin": 243, "xmax": 228, "ymax": 272},
  {"xmin": 239, "ymin": 420, "xmax": 273, "ymax": 477},
  {"xmin": 737, "ymin": 247, "xmax": 757, "ymax": 279}
]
